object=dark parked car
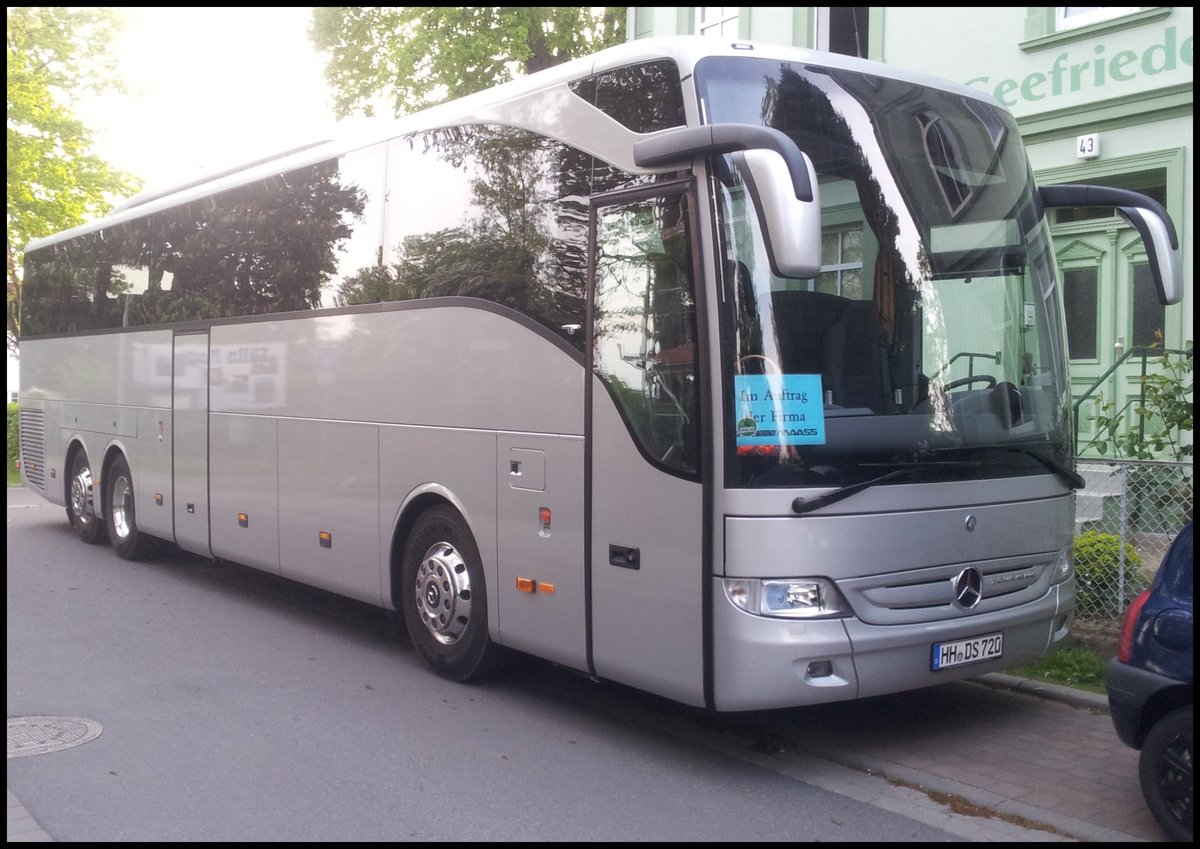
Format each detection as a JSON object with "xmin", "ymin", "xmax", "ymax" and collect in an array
[{"xmin": 1106, "ymin": 520, "xmax": 1192, "ymax": 842}]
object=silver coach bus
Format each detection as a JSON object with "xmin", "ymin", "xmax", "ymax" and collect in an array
[{"xmin": 18, "ymin": 37, "xmax": 1181, "ymax": 711}]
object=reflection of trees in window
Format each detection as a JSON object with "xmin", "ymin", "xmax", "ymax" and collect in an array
[
  {"xmin": 366, "ymin": 125, "xmax": 593, "ymax": 348},
  {"xmin": 758, "ymin": 68, "xmax": 912, "ymax": 341},
  {"xmin": 21, "ymin": 220, "xmax": 149, "ymax": 335},
  {"xmin": 569, "ymin": 59, "xmax": 686, "ymax": 134},
  {"xmin": 593, "ymin": 193, "xmax": 698, "ymax": 476},
  {"xmin": 135, "ymin": 161, "xmax": 366, "ymax": 325},
  {"xmin": 340, "ymin": 118, "xmax": 688, "ymax": 348},
  {"xmin": 23, "ymin": 239, "xmax": 114, "ymax": 336},
  {"xmin": 21, "ymin": 161, "xmax": 368, "ymax": 335}
]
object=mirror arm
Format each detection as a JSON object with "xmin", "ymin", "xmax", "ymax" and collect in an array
[
  {"xmin": 1038, "ymin": 184, "xmax": 1178, "ymax": 249},
  {"xmin": 633, "ymin": 124, "xmax": 813, "ymax": 202},
  {"xmin": 1038, "ymin": 183, "xmax": 1182, "ymax": 305}
]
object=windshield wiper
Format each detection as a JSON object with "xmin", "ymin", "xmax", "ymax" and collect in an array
[
  {"xmin": 791, "ymin": 468, "xmax": 912, "ymax": 515},
  {"xmin": 788, "ymin": 444, "xmax": 1082, "ymax": 516},
  {"xmin": 920, "ymin": 443, "xmax": 1085, "ymax": 490}
]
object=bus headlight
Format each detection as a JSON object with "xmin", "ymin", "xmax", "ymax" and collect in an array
[
  {"xmin": 724, "ymin": 577, "xmax": 850, "ymax": 619},
  {"xmin": 1051, "ymin": 544, "xmax": 1073, "ymax": 584}
]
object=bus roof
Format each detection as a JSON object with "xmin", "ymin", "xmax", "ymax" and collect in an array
[{"xmin": 25, "ymin": 35, "xmax": 1000, "ymax": 254}]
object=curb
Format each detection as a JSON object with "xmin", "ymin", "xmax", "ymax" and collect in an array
[{"xmin": 972, "ymin": 672, "xmax": 1109, "ymax": 712}]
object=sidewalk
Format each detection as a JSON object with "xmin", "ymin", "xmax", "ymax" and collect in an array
[
  {"xmin": 740, "ymin": 672, "xmax": 1164, "ymax": 843},
  {"xmin": 8, "ymin": 791, "xmax": 51, "ymax": 843}
]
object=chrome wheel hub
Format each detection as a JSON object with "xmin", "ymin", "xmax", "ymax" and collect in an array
[
  {"xmin": 111, "ymin": 475, "xmax": 133, "ymax": 540},
  {"xmin": 413, "ymin": 541, "xmax": 472, "ymax": 645},
  {"xmin": 71, "ymin": 468, "xmax": 95, "ymax": 522}
]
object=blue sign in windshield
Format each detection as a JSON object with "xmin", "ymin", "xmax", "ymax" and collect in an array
[{"xmin": 734, "ymin": 374, "xmax": 826, "ymax": 446}]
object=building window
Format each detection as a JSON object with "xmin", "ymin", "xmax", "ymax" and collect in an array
[
  {"xmin": 816, "ymin": 225, "xmax": 864, "ymax": 299},
  {"xmin": 1063, "ymin": 267, "xmax": 1099, "ymax": 360},
  {"xmin": 1130, "ymin": 263, "xmax": 1165, "ymax": 349},
  {"xmin": 1052, "ymin": 168, "xmax": 1167, "ymax": 225},
  {"xmin": 1055, "ymin": 7, "xmax": 1137, "ymax": 31},
  {"xmin": 816, "ymin": 7, "xmax": 869, "ymax": 57},
  {"xmin": 697, "ymin": 7, "xmax": 739, "ymax": 38}
]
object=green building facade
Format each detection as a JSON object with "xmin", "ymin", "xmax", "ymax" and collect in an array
[{"xmin": 628, "ymin": 7, "xmax": 1193, "ymax": 456}]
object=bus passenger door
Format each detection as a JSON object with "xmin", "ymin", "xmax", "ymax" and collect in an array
[
  {"xmin": 173, "ymin": 332, "xmax": 211, "ymax": 557},
  {"xmin": 587, "ymin": 187, "xmax": 707, "ymax": 707}
]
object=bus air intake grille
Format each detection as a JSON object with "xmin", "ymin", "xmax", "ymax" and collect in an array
[
  {"xmin": 838, "ymin": 553, "xmax": 1055, "ymax": 626},
  {"xmin": 19, "ymin": 408, "xmax": 46, "ymax": 490}
]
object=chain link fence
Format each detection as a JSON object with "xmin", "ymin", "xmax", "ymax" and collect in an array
[{"xmin": 1074, "ymin": 459, "xmax": 1193, "ymax": 624}]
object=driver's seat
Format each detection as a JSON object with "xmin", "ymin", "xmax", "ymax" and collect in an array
[{"xmin": 822, "ymin": 299, "xmax": 891, "ymax": 412}]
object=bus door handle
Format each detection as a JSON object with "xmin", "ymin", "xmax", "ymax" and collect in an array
[{"xmin": 608, "ymin": 544, "xmax": 640, "ymax": 570}]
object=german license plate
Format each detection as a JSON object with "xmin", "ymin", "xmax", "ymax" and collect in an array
[{"xmin": 931, "ymin": 632, "xmax": 1003, "ymax": 670}]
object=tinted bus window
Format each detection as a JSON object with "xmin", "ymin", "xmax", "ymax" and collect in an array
[
  {"xmin": 570, "ymin": 59, "xmax": 686, "ymax": 134},
  {"xmin": 21, "ymin": 150, "xmax": 384, "ymax": 334},
  {"xmin": 380, "ymin": 125, "xmax": 592, "ymax": 349}
]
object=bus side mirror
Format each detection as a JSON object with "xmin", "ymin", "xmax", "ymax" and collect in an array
[
  {"xmin": 1113, "ymin": 206, "xmax": 1182, "ymax": 306},
  {"xmin": 1038, "ymin": 184, "xmax": 1182, "ymax": 305},
  {"xmin": 633, "ymin": 123, "xmax": 821, "ymax": 280},
  {"xmin": 732, "ymin": 148, "xmax": 821, "ymax": 279}
]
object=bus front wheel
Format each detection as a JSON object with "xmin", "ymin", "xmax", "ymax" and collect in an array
[
  {"xmin": 105, "ymin": 454, "xmax": 161, "ymax": 561},
  {"xmin": 400, "ymin": 505, "xmax": 506, "ymax": 683},
  {"xmin": 67, "ymin": 449, "xmax": 107, "ymax": 545}
]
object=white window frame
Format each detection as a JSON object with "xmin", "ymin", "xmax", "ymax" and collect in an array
[
  {"xmin": 818, "ymin": 224, "xmax": 865, "ymax": 298},
  {"xmin": 1055, "ymin": 7, "xmax": 1138, "ymax": 31},
  {"xmin": 814, "ymin": 7, "xmax": 831, "ymax": 51},
  {"xmin": 696, "ymin": 7, "xmax": 740, "ymax": 39}
]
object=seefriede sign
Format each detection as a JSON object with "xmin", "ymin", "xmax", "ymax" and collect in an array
[{"xmin": 966, "ymin": 25, "xmax": 1192, "ymax": 107}]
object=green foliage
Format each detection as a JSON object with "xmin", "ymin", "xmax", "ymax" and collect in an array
[
  {"xmin": 7, "ymin": 7, "xmax": 141, "ymax": 347},
  {"xmin": 309, "ymin": 7, "xmax": 626, "ymax": 118},
  {"xmin": 1084, "ymin": 335, "xmax": 1193, "ymax": 462},
  {"xmin": 1007, "ymin": 645, "xmax": 1108, "ymax": 694},
  {"xmin": 7, "ymin": 402, "xmax": 18, "ymax": 468},
  {"xmin": 1073, "ymin": 530, "xmax": 1148, "ymax": 617}
]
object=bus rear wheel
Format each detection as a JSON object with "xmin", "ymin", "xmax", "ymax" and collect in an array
[
  {"xmin": 400, "ymin": 505, "xmax": 506, "ymax": 683},
  {"xmin": 67, "ymin": 449, "xmax": 107, "ymax": 545},
  {"xmin": 105, "ymin": 454, "xmax": 161, "ymax": 561}
]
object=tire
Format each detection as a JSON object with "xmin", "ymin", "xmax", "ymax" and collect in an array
[
  {"xmin": 66, "ymin": 449, "xmax": 107, "ymax": 545},
  {"xmin": 1139, "ymin": 705, "xmax": 1193, "ymax": 842},
  {"xmin": 399, "ymin": 505, "xmax": 507, "ymax": 683},
  {"xmin": 104, "ymin": 454, "xmax": 162, "ymax": 560}
]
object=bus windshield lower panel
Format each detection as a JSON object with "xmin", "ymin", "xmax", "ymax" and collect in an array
[{"xmin": 696, "ymin": 56, "xmax": 1072, "ymax": 489}]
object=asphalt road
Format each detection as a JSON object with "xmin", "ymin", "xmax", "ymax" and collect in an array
[{"xmin": 7, "ymin": 485, "xmax": 1163, "ymax": 841}]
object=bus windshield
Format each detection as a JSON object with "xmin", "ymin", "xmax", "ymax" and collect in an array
[{"xmin": 696, "ymin": 56, "xmax": 1072, "ymax": 489}]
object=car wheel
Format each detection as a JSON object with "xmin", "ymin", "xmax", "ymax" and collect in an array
[
  {"xmin": 399, "ymin": 504, "xmax": 507, "ymax": 683},
  {"xmin": 67, "ymin": 449, "xmax": 108, "ymax": 545},
  {"xmin": 1139, "ymin": 705, "xmax": 1193, "ymax": 842}
]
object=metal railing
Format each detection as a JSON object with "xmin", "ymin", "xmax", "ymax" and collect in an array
[{"xmin": 1072, "ymin": 345, "xmax": 1192, "ymax": 451}]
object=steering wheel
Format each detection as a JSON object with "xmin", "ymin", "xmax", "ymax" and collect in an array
[
  {"xmin": 739, "ymin": 354, "xmax": 782, "ymax": 375},
  {"xmin": 942, "ymin": 374, "xmax": 997, "ymax": 391}
]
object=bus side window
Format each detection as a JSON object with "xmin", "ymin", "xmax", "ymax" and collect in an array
[
  {"xmin": 380, "ymin": 125, "xmax": 590, "ymax": 349},
  {"xmin": 593, "ymin": 192, "xmax": 698, "ymax": 476}
]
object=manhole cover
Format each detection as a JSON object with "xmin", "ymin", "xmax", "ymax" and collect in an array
[{"xmin": 8, "ymin": 716, "xmax": 103, "ymax": 759}]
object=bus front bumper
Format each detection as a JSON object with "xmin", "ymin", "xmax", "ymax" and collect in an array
[{"xmin": 711, "ymin": 579, "xmax": 1072, "ymax": 711}]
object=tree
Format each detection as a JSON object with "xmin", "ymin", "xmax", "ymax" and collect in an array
[
  {"xmin": 309, "ymin": 7, "xmax": 626, "ymax": 118},
  {"xmin": 7, "ymin": 7, "xmax": 139, "ymax": 350}
]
